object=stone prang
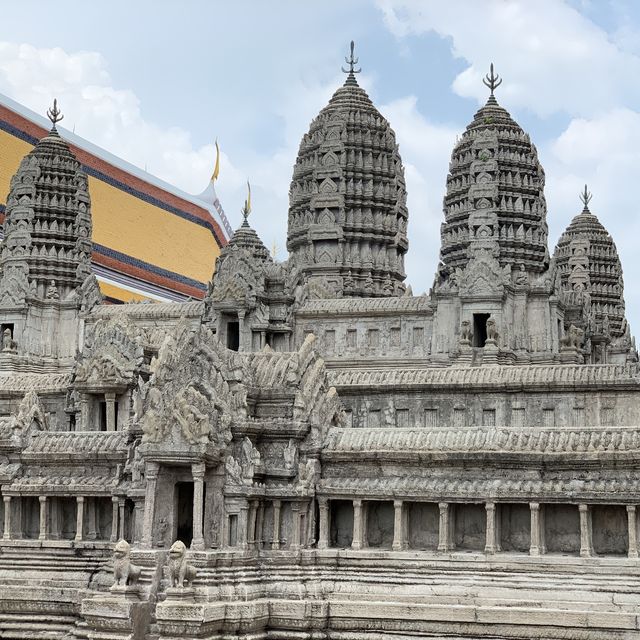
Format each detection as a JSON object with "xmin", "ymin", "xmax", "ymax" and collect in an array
[{"xmin": 1, "ymin": 55, "xmax": 640, "ymax": 640}]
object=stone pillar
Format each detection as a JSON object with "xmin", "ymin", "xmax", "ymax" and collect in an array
[
  {"xmin": 255, "ymin": 501, "xmax": 265, "ymax": 549},
  {"xmin": 291, "ymin": 503, "xmax": 301, "ymax": 549},
  {"xmin": 352, "ymin": 499, "xmax": 363, "ymax": 550},
  {"xmin": 80, "ymin": 394, "xmax": 89, "ymax": 431},
  {"xmin": 579, "ymin": 504, "xmax": 592, "ymax": 558},
  {"xmin": 438, "ymin": 502, "xmax": 453, "ymax": 552},
  {"xmin": 141, "ymin": 462, "xmax": 159, "ymax": 547},
  {"xmin": 392, "ymin": 500, "xmax": 404, "ymax": 551},
  {"xmin": 75, "ymin": 496, "xmax": 85, "ymax": 541},
  {"xmin": 238, "ymin": 310, "xmax": 246, "ymax": 351},
  {"xmin": 485, "ymin": 502, "xmax": 497, "ymax": 554},
  {"xmin": 191, "ymin": 462, "xmax": 205, "ymax": 550},
  {"xmin": 627, "ymin": 506, "xmax": 638, "ymax": 559},
  {"xmin": 239, "ymin": 502, "xmax": 249, "ymax": 550},
  {"xmin": 2, "ymin": 496, "xmax": 10, "ymax": 540},
  {"xmin": 529, "ymin": 502, "xmax": 541, "ymax": 556},
  {"xmin": 133, "ymin": 500, "xmax": 144, "ymax": 545},
  {"xmin": 318, "ymin": 498, "xmax": 329, "ymax": 549},
  {"xmin": 87, "ymin": 498, "xmax": 97, "ymax": 540},
  {"xmin": 118, "ymin": 498, "xmax": 126, "ymax": 540},
  {"xmin": 247, "ymin": 500, "xmax": 258, "ymax": 549},
  {"xmin": 110, "ymin": 497, "xmax": 119, "ymax": 542},
  {"xmin": 38, "ymin": 496, "xmax": 47, "ymax": 541},
  {"xmin": 272, "ymin": 500, "xmax": 282, "ymax": 550},
  {"xmin": 105, "ymin": 392, "xmax": 117, "ymax": 432}
]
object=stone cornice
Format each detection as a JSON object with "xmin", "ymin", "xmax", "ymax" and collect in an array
[{"xmin": 328, "ymin": 364, "xmax": 640, "ymax": 391}]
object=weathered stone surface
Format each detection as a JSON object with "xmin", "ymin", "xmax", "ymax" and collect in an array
[{"xmin": 0, "ymin": 63, "xmax": 640, "ymax": 640}]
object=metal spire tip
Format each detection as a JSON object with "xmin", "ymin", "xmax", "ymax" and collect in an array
[
  {"xmin": 46, "ymin": 99, "xmax": 64, "ymax": 129},
  {"xmin": 482, "ymin": 63, "xmax": 502, "ymax": 97},
  {"xmin": 342, "ymin": 40, "xmax": 361, "ymax": 77}
]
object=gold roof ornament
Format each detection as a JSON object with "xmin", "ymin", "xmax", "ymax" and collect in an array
[
  {"xmin": 211, "ymin": 139, "xmax": 220, "ymax": 182},
  {"xmin": 241, "ymin": 180, "xmax": 251, "ymax": 223}
]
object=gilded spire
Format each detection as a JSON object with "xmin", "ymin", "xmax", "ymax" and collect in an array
[
  {"xmin": 241, "ymin": 180, "xmax": 251, "ymax": 225},
  {"xmin": 342, "ymin": 41, "xmax": 361, "ymax": 85},
  {"xmin": 211, "ymin": 139, "xmax": 220, "ymax": 183},
  {"xmin": 46, "ymin": 99, "xmax": 64, "ymax": 131},
  {"xmin": 483, "ymin": 63, "xmax": 502, "ymax": 98},
  {"xmin": 580, "ymin": 184, "xmax": 592, "ymax": 213}
]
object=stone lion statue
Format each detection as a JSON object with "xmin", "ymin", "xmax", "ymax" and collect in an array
[
  {"xmin": 167, "ymin": 540, "xmax": 197, "ymax": 588},
  {"xmin": 112, "ymin": 539, "xmax": 141, "ymax": 586}
]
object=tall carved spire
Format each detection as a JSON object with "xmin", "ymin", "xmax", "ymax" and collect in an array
[
  {"xmin": 437, "ymin": 67, "xmax": 549, "ymax": 279},
  {"xmin": 287, "ymin": 44, "xmax": 408, "ymax": 298},
  {"xmin": 0, "ymin": 102, "xmax": 100, "ymax": 307}
]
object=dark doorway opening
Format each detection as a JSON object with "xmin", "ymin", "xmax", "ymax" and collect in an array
[
  {"xmin": 227, "ymin": 321, "xmax": 240, "ymax": 351},
  {"xmin": 175, "ymin": 482, "xmax": 194, "ymax": 546},
  {"xmin": 473, "ymin": 313, "xmax": 490, "ymax": 347}
]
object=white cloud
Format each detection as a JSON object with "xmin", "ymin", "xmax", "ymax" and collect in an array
[
  {"xmin": 0, "ymin": 42, "xmax": 219, "ymax": 195},
  {"xmin": 378, "ymin": 96, "xmax": 459, "ymax": 293},
  {"xmin": 542, "ymin": 108, "xmax": 640, "ymax": 331},
  {"xmin": 376, "ymin": 0, "xmax": 640, "ymax": 118}
]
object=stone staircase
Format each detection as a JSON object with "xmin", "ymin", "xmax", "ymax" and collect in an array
[{"xmin": 0, "ymin": 545, "xmax": 111, "ymax": 640}]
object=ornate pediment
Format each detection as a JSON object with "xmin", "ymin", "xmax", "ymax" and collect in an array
[
  {"xmin": 139, "ymin": 323, "xmax": 243, "ymax": 449},
  {"xmin": 75, "ymin": 315, "xmax": 143, "ymax": 390}
]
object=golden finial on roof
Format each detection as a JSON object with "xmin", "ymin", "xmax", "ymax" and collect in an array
[
  {"xmin": 271, "ymin": 240, "xmax": 279, "ymax": 260},
  {"xmin": 47, "ymin": 99, "xmax": 64, "ymax": 130},
  {"xmin": 211, "ymin": 139, "xmax": 220, "ymax": 182},
  {"xmin": 241, "ymin": 180, "xmax": 251, "ymax": 223}
]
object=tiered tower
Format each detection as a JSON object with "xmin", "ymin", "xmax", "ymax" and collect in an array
[
  {"xmin": 287, "ymin": 42, "xmax": 408, "ymax": 298},
  {"xmin": 439, "ymin": 65, "xmax": 549, "ymax": 278},
  {"xmin": 0, "ymin": 101, "xmax": 100, "ymax": 364},
  {"xmin": 553, "ymin": 187, "xmax": 633, "ymax": 362}
]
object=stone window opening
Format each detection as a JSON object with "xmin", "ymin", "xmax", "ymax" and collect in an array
[
  {"xmin": 98, "ymin": 395, "xmax": 119, "ymax": 432},
  {"xmin": 592, "ymin": 505, "xmax": 628, "ymax": 556},
  {"xmin": 544, "ymin": 504, "xmax": 581, "ymax": 555},
  {"xmin": 1, "ymin": 323, "xmax": 14, "ymax": 340},
  {"xmin": 499, "ymin": 503, "xmax": 530, "ymax": 552},
  {"xmin": 346, "ymin": 329, "xmax": 357, "ymax": 349},
  {"xmin": 228, "ymin": 513, "xmax": 238, "ymax": 547},
  {"xmin": 329, "ymin": 500, "xmax": 353, "ymax": 548},
  {"xmin": 407, "ymin": 502, "xmax": 439, "ymax": 550},
  {"xmin": 226, "ymin": 321, "xmax": 240, "ymax": 351},
  {"xmin": 424, "ymin": 408, "xmax": 438, "ymax": 428},
  {"xmin": 482, "ymin": 409, "xmax": 496, "ymax": 427},
  {"xmin": 473, "ymin": 314, "xmax": 490, "ymax": 347},
  {"xmin": 366, "ymin": 501, "xmax": 394, "ymax": 549},
  {"xmin": 453, "ymin": 503, "xmax": 486, "ymax": 551}
]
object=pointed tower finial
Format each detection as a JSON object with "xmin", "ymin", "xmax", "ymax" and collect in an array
[
  {"xmin": 342, "ymin": 40, "xmax": 361, "ymax": 83},
  {"xmin": 579, "ymin": 184, "xmax": 592, "ymax": 212},
  {"xmin": 241, "ymin": 180, "xmax": 251, "ymax": 224},
  {"xmin": 482, "ymin": 63, "xmax": 502, "ymax": 98},
  {"xmin": 211, "ymin": 139, "xmax": 220, "ymax": 182},
  {"xmin": 46, "ymin": 99, "xmax": 64, "ymax": 130}
]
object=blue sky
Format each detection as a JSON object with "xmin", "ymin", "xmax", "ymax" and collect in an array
[{"xmin": 2, "ymin": 0, "xmax": 640, "ymax": 330}]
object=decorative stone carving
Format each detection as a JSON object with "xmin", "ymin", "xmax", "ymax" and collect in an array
[
  {"xmin": 112, "ymin": 539, "xmax": 141, "ymax": 587},
  {"xmin": 167, "ymin": 540, "xmax": 197, "ymax": 588}
]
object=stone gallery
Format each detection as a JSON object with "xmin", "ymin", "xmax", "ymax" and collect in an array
[{"xmin": 0, "ymin": 46, "xmax": 638, "ymax": 639}]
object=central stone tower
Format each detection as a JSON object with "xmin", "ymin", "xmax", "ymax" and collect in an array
[{"xmin": 287, "ymin": 43, "xmax": 409, "ymax": 298}]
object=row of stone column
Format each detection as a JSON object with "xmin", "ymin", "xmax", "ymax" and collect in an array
[
  {"xmin": 2, "ymin": 495, "xmax": 125, "ymax": 542},
  {"xmin": 225, "ymin": 498, "xmax": 313, "ymax": 549},
  {"xmin": 317, "ymin": 499, "xmax": 640, "ymax": 558}
]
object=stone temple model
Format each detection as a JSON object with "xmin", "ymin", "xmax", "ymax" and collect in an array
[{"xmin": 0, "ymin": 47, "xmax": 639, "ymax": 640}]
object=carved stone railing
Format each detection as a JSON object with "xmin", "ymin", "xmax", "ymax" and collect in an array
[
  {"xmin": 329, "ymin": 364, "xmax": 640, "ymax": 390},
  {"xmin": 324, "ymin": 425, "xmax": 640, "ymax": 456}
]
